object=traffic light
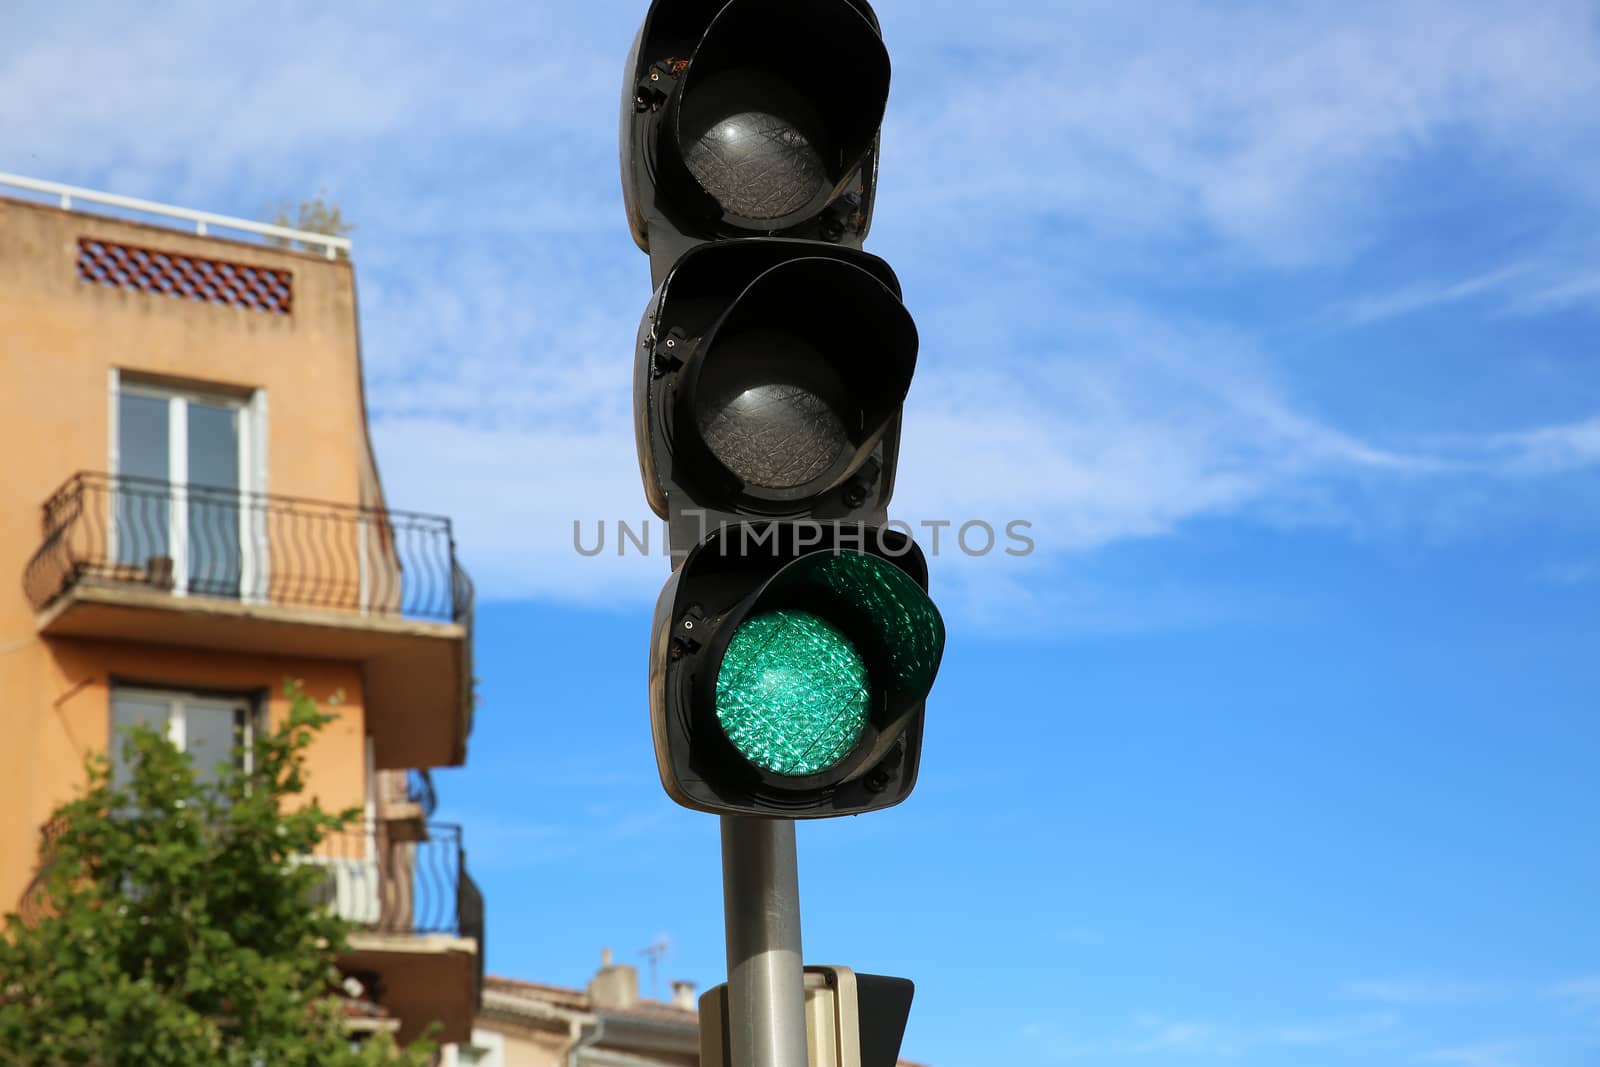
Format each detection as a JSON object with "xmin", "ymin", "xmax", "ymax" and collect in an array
[
  {"xmin": 624, "ymin": 0, "xmax": 943, "ymax": 819},
  {"xmin": 647, "ymin": 524, "xmax": 941, "ymax": 817}
]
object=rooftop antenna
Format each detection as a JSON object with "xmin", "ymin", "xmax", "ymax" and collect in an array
[{"xmin": 638, "ymin": 936, "xmax": 670, "ymax": 999}]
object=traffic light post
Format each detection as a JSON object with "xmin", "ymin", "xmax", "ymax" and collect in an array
[
  {"xmin": 620, "ymin": 2, "xmax": 943, "ymax": 1064},
  {"xmin": 720, "ymin": 816, "xmax": 806, "ymax": 1067}
]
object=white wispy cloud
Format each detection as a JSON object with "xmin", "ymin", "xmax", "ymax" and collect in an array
[
  {"xmin": 1271, "ymin": 1014, "xmax": 1398, "ymax": 1045},
  {"xmin": 3, "ymin": 0, "xmax": 1598, "ymax": 619},
  {"xmin": 896, "ymin": 305, "xmax": 1426, "ymax": 538},
  {"xmin": 0, "ymin": 3, "xmax": 620, "ymax": 187},
  {"xmin": 1339, "ymin": 257, "xmax": 1600, "ymax": 324},
  {"xmin": 1026, "ymin": 1016, "xmax": 1244, "ymax": 1060},
  {"xmin": 1341, "ymin": 265, "xmax": 1535, "ymax": 325},
  {"xmin": 1026, "ymin": 1010, "xmax": 1394, "ymax": 1060},
  {"xmin": 1516, "ymin": 271, "xmax": 1600, "ymax": 314},
  {"xmin": 1549, "ymin": 975, "xmax": 1600, "ymax": 1018},
  {"xmin": 370, "ymin": 415, "xmax": 660, "ymax": 603},
  {"xmin": 877, "ymin": 0, "xmax": 1600, "ymax": 264},
  {"xmin": 1343, "ymin": 977, "xmax": 1499, "ymax": 1006},
  {"xmin": 1485, "ymin": 417, "xmax": 1600, "ymax": 476}
]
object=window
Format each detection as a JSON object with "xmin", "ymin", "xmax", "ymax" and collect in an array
[
  {"xmin": 110, "ymin": 374, "xmax": 267, "ymax": 599},
  {"xmin": 110, "ymin": 686, "xmax": 257, "ymax": 789}
]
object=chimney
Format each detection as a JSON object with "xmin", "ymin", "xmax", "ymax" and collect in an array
[
  {"xmin": 587, "ymin": 947, "xmax": 639, "ymax": 1011},
  {"xmin": 670, "ymin": 980, "xmax": 698, "ymax": 1011}
]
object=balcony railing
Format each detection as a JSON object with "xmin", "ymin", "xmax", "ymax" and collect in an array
[
  {"xmin": 0, "ymin": 171, "xmax": 352, "ymax": 259},
  {"xmin": 23, "ymin": 472, "xmax": 471, "ymax": 624},
  {"xmin": 307, "ymin": 822, "xmax": 477, "ymax": 939},
  {"xmin": 19, "ymin": 819, "xmax": 480, "ymax": 948}
]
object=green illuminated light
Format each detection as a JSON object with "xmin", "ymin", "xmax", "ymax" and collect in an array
[{"xmin": 715, "ymin": 610, "xmax": 869, "ymax": 776}]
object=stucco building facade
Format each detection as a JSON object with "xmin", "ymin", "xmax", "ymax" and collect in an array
[{"xmin": 0, "ymin": 179, "xmax": 480, "ymax": 1044}]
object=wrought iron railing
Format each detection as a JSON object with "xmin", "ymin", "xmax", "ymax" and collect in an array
[
  {"xmin": 22, "ymin": 472, "xmax": 471, "ymax": 623},
  {"xmin": 305, "ymin": 822, "xmax": 476, "ymax": 938}
]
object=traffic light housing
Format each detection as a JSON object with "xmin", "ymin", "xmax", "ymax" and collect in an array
[
  {"xmin": 625, "ymin": 0, "xmax": 942, "ymax": 819},
  {"xmin": 648, "ymin": 524, "xmax": 942, "ymax": 818},
  {"xmin": 633, "ymin": 239, "xmax": 915, "ymax": 547}
]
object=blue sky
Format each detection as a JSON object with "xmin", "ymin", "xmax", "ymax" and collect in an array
[{"xmin": 5, "ymin": 1, "xmax": 1600, "ymax": 1064}]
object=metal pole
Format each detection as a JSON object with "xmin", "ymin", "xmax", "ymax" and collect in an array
[{"xmin": 721, "ymin": 815, "xmax": 807, "ymax": 1067}]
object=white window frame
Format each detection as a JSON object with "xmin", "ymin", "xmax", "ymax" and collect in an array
[
  {"xmin": 108, "ymin": 371, "xmax": 268, "ymax": 601},
  {"xmin": 109, "ymin": 684, "xmax": 259, "ymax": 776},
  {"xmin": 442, "ymin": 1030, "xmax": 505, "ymax": 1067}
]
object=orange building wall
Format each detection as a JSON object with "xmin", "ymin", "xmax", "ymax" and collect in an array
[
  {"xmin": 0, "ymin": 196, "xmax": 371, "ymax": 634},
  {"xmin": 0, "ymin": 195, "xmax": 385, "ymax": 913},
  {"xmin": 2, "ymin": 642, "xmax": 369, "ymax": 902}
]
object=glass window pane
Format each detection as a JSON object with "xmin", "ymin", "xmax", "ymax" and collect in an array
[
  {"xmin": 116, "ymin": 393, "xmax": 170, "ymax": 566},
  {"xmin": 187, "ymin": 402, "xmax": 242, "ymax": 597},
  {"xmin": 183, "ymin": 700, "xmax": 241, "ymax": 786},
  {"xmin": 110, "ymin": 692, "xmax": 170, "ymax": 790},
  {"xmin": 118, "ymin": 393, "xmax": 170, "ymax": 481},
  {"xmin": 187, "ymin": 403, "xmax": 239, "ymax": 490}
]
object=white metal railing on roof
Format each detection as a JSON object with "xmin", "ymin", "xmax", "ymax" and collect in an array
[{"xmin": 0, "ymin": 172, "xmax": 352, "ymax": 260}]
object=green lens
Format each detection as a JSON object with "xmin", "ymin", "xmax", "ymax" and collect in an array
[{"xmin": 715, "ymin": 609, "xmax": 869, "ymax": 776}]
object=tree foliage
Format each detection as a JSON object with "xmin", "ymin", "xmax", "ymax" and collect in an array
[
  {"xmin": 0, "ymin": 684, "xmax": 432, "ymax": 1067},
  {"xmin": 265, "ymin": 191, "xmax": 353, "ymax": 256}
]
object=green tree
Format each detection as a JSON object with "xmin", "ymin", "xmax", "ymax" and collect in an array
[{"xmin": 0, "ymin": 684, "xmax": 432, "ymax": 1067}]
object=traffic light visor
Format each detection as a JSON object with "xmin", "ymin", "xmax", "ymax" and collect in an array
[
  {"xmin": 678, "ymin": 256, "xmax": 916, "ymax": 504},
  {"xmin": 671, "ymin": 0, "xmax": 890, "ymax": 230},
  {"xmin": 748, "ymin": 548, "xmax": 943, "ymax": 710},
  {"xmin": 707, "ymin": 546, "xmax": 943, "ymax": 779}
]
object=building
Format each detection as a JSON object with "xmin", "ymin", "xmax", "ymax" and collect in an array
[
  {"xmin": 0, "ymin": 175, "xmax": 481, "ymax": 1044},
  {"xmin": 449, "ymin": 957, "xmax": 699, "ymax": 1067}
]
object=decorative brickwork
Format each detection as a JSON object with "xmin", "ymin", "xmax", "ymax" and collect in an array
[{"xmin": 77, "ymin": 238, "xmax": 293, "ymax": 314}]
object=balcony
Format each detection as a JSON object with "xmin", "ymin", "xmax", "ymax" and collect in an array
[
  {"xmin": 22, "ymin": 472, "xmax": 475, "ymax": 768},
  {"xmin": 312, "ymin": 822, "xmax": 483, "ymax": 1045}
]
